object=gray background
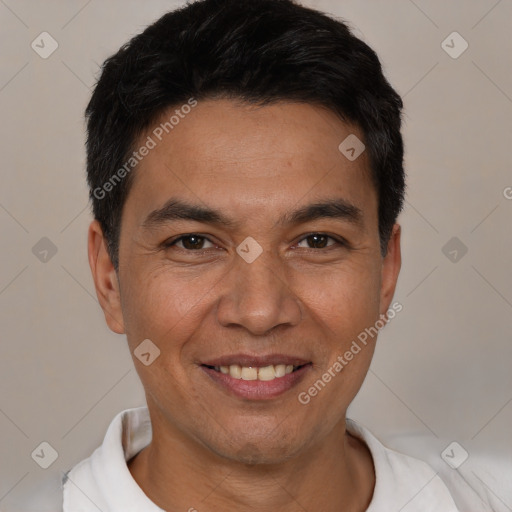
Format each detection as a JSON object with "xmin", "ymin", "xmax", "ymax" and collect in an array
[{"xmin": 0, "ymin": 0, "xmax": 511, "ymax": 510}]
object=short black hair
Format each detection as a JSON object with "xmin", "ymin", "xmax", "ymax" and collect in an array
[{"xmin": 86, "ymin": 0, "xmax": 405, "ymax": 270}]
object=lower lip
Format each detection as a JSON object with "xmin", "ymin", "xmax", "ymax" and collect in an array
[{"xmin": 201, "ymin": 364, "xmax": 312, "ymax": 400}]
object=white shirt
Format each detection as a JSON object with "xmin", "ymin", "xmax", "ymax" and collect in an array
[{"xmin": 61, "ymin": 407, "xmax": 498, "ymax": 511}]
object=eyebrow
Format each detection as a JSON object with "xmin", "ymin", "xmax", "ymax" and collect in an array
[{"xmin": 141, "ymin": 197, "xmax": 364, "ymax": 231}]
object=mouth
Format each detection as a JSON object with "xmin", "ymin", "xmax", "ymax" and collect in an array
[{"xmin": 199, "ymin": 355, "xmax": 312, "ymax": 400}]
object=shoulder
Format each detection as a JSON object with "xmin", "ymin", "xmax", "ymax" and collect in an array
[
  {"xmin": 62, "ymin": 407, "xmax": 161, "ymax": 511},
  {"xmin": 347, "ymin": 419, "xmax": 510, "ymax": 512},
  {"xmin": 347, "ymin": 419, "xmax": 458, "ymax": 511}
]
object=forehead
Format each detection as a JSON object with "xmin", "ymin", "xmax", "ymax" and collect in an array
[{"xmin": 126, "ymin": 99, "xmax": 377, "ymax": 228}]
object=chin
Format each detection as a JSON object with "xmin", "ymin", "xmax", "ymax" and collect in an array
[{"xmin": 207, "ymin": 430, "xmax": 303, "ymax": 466}]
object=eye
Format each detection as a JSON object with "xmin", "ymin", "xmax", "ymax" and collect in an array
[
  {"xmin": 166, "ymin": 234, "xmax": 216, "ymax": 250},
  {"xmin": 295, "ymin": 233, "xmax": 344, "ymax": 250},
  {"xmin": 163, "ymin": 232, "xmax": 346, "ymax": 252}
]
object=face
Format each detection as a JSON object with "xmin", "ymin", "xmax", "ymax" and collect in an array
[{"xmin": 89, "ymin": 99, "xmax": 401, "ymax": 464}]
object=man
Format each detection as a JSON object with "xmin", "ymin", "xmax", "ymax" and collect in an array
[{"xmin": 63, "ymin": 0, "xmax": 474, "ymax": 509}]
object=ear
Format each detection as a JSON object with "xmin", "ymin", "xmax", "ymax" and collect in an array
[
  {"xmin": 88, "ymin": 220, "xmax": 125, "ymax": 334},
  {"xmin": 379, "ymin": 223, "xmax": 402, "ymax": 317}
]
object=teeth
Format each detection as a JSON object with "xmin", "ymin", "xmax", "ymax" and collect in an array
[
  {"xmin": 275, "ymin": 364, "xmax": 286, "ymax": 377},
  {"xmin": 258, "ymin": 365, "xmax": 276, "ymax": 381},
  {"xmin": 212, "ymin": 363, "xmax": 302, "ymax": 381},
  {"xmin": 229, "ymin": 364, "xmax": 242, "ymax": 379}
]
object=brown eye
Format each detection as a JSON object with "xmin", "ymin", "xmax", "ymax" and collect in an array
[
  {"xmin": 297, "ymin": 233, "xmax": 338, "ymax": 249},
  {"xmin": 170, "ymin": 235, "xmax": 215, "ymax": 250}
]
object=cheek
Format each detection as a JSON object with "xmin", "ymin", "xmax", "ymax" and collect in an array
[
  {"xmin": 297, "ymin": 260, "xmax": 381, "ymax": 393},
  {"xmin": 297, "ymin": 260, "xmax": 382, "ymax": 332},
  {"xmin": 120, "ymin": 269, "xmax": 207, "ymax": 401},
  {"xmin": 121, "ymin": 264, "xmax": 220, "ymax": 349}
]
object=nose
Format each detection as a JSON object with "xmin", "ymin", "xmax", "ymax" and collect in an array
[{"xmin": 216, "ymin": 249, "xmax": 303, "ymax": 336}]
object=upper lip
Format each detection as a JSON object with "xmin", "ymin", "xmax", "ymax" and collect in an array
[{"xmin": 201, "ymin": 353, "xmax": 311, "ymax": 367}]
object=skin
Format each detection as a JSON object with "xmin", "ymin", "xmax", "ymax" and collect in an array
[{"xmin": 88, "ymin": 99, "xmax": 401, "ymax": 511}]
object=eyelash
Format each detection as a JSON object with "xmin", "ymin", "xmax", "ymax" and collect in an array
[{"xmin": 162, "ymin": 233, "xmax": 348, "ymax": 252}]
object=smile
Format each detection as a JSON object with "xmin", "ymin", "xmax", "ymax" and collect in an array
[{"xmin": 200, "ymin": 361, "xmax": 312, "ymax": 400}]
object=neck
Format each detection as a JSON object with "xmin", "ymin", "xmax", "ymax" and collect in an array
[{"xmin": 128, "ymin": 413, "xmax": 375, "ymax": 512}]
